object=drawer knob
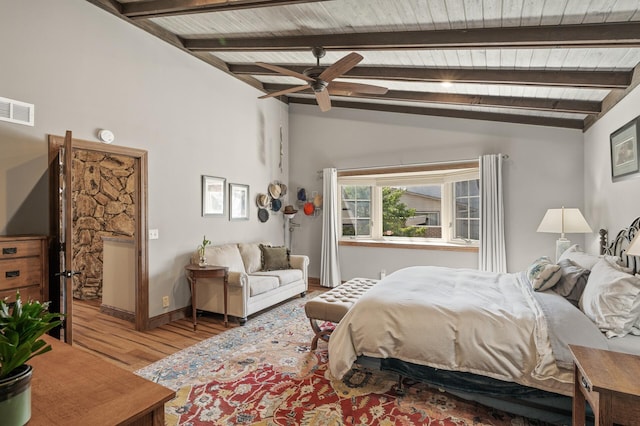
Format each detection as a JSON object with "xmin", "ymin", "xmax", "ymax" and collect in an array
[
  {"xmin": 2, "ymin": 247, "xmax": 17, "ymax": 255},
  {"xmin": 581, "ymin": 376, "xmax": 591, "ymax": 392},
  {"xmin": 5, "ymin": 270, "xmax": 20, "ymax": 278}
]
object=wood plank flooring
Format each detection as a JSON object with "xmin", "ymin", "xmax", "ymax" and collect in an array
[{"xmin": 71, "ymin": 284, "xmax": 325, "ymax": 372}]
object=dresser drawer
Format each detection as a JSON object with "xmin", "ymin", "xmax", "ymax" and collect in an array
[
  {"xmin": 0, "ymin": 257, "xmax": 42, "ymax": 291},
  {"xmin": 0, "ymin": 284, "xmax": 42, "ymax": 304},
  {"xmin": 0, "ymin": 240, "xmax": 41, "ymax": 259}
]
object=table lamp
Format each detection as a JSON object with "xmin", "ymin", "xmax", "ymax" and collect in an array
[
  {"xmin": 537, "ymin": 207, "xmax": 592, "ymax": 261},
  {"xmin": 626, "ymin": 232, "xmax": 640, "ymax": 257}
]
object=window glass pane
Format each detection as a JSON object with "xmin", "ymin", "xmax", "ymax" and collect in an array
[
  {"xmin": 356, "ymin": 220, "xmax": 370, "ymax": 235},
  {"xmin": 469, "ymin": 179, "xmax": 479, "ymax": 196},
  {"xmin": 456, "ymin": 181, "xmax": 468, "ymax": 196},
  {"xmin": 470, "ymin": 219, "xmax": 480, "ymax": 240},
  {"xmin": 356, "ymin": 186, "xmax": 371, "ymax": 199},
  {"xmin": 356, "ymin": 201, "xmax": 370, "ymax": 217},
  {"xmin": 456, "ymin": 199, "xmax": 469, "ymax": 218},
  {"xmin": 341, "ymin": 185, "xmax": 372, "ymax": 237},
  {"xmin": 469, "ymin": 197, "xmax": 479, "ymax": 218},
  {"xmin": 456, "ymin": 219, "xmax": 468, "ymax": 239},
  {"xmin": 382, "ymin": 185, "xmax": 442, "ymax": 239}
]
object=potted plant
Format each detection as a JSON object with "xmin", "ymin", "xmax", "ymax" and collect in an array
[
  {"xmin": 0, "ymin": 292, "xmax": 63, "ymax": 426},
  {"xmin": 197, "ymin": 235, "xmax": 211, "ymax": 267}
]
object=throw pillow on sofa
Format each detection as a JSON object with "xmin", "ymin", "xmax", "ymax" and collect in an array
[{"xmin": 259, "ymin": 244, "xmax": 291, "ymax": 271}]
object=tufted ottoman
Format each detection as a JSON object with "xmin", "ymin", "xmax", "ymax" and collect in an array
[{"xmin": 305, "ymin": 277, "xmax": 379, "ymax": 349}]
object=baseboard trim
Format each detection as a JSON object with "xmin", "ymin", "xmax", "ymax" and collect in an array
[
  {"xmin": 148, "ymin": 306, "xmax": 190, "ymax": 329},
  {"xmin": 100, "ymin": 304, "xmax": 135, "ymax": 323}
]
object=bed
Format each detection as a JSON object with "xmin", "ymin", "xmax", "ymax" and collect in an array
[{"xmin": 327, "ymin": 218, "xmax": 640, "ymax": 423}]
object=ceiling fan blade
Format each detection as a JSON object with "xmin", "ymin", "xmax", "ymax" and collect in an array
[
  {"xmin": 255, "ymin": 62, "xmax": 314, "ymax": 82},
  {"xmin": 319, "ymin": 52, "xmax": 363, "ymax": 82},
  {"xmin": 315, "ymin": 89, "xmax": 331, "ymax": 112},
  {"xmin": 329, "ymin": 81, "xmax": 388, "ymax": 96},
  {"xmin": 259, "ymin": 84, "xmax": 310, "ymax": 99}
]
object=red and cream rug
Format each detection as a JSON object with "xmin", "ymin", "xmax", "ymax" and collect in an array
[{"xmin": 136, "ymin": 294, "xmax": 548, "ymax": 425}]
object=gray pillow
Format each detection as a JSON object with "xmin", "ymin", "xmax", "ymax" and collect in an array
[
  {"xmin": 259, "ymin": 244, "xmax": 291, "ymax": 271},
  {"xmin": 553, "ymin": 258, "xmax": 590, "ymax": 307}
]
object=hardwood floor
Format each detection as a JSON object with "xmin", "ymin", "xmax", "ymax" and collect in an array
[{"xmin": 71, "ymin": 283, "xmax": 325, "ymax": 372}]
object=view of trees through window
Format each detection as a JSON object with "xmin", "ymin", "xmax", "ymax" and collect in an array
[
  {"xmin": 341, "ymin": 179, "xmax": 480, "ymax": 241},
  {"xmin": 382, "ymin": 186, "xmax": 442, "ymax": 238}
]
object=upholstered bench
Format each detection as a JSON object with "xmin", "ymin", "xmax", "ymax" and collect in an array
[{"xmin": 304, "ymin": 277, "xmax": 379, "ymax": 349}]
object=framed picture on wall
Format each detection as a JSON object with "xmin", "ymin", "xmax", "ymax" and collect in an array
[
  {"xmin": 611, "ymin": 116, "xmax": 640, "ymax": 182},
  {"xmin": 202, "ymin": 175, "xmax": 226, "ymax": 216},
  {"xmin": 229, "ymin": 183, "xmax": 250, "ymax": 220}
]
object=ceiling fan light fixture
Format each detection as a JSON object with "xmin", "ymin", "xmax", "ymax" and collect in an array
[{"xmin": 310, "ymin": 80, "xmax": 328, "ymax": 92}]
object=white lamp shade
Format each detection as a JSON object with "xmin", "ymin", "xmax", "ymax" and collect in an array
[
  {"xmin": 627, "ymin": 232, "xmax": 640, "ymax": 257},
  {"xmin": 537, "ymin": 208, "xmax": 592, "ymax": 234}
]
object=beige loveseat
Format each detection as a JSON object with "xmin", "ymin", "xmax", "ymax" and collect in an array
[{"xmin": 192, "ymin": 242, "xmax": 309, "ymax": 325}]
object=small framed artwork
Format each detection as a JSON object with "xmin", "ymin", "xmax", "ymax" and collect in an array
[
  {"xmin": 611, "ymin": 116, "xmax": 640, "ymax": 182},
  {"xmin": 229, "ymin": 183, "xmax": 250, "ymax": 220},
  {"xmin": 202, "ymin": 175, "xmax": 226, "ymax": 217}
]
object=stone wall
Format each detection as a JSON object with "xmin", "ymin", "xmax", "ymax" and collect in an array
[{"xmin": 72, "ymin": 150, "xmax": 137, "ymax": 300}]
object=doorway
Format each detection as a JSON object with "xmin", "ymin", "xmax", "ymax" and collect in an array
[{"xmin": 48, "ymin": 133, "xmax": 149, "ymax": 342}]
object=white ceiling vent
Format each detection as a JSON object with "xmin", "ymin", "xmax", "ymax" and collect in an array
[{"xmin": 0, "ymin": 96, "xmax": 34, "ymax": 126}]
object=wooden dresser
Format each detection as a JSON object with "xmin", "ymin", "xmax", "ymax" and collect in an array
[{"xmin": 0, "ymin": 235, "xmax": 49, "ymax": 303}]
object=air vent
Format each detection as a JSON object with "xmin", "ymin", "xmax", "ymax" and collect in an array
[{"xmin": 0, "ymin": 96, "xmax": 34, "ymax": 126}]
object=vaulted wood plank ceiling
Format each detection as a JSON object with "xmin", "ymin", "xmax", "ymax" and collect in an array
[{"xmin": 87, "ymin": 0, "xmax": 640, "ymax": 130}]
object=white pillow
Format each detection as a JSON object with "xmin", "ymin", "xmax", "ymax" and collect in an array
[
  {"xmin": 558, "ymin": 244, "xmax": 621, "ymax": 270},
  {"xmin": 526, "ymin": 256, "xmax": 562, "ymax": 291},
  {"xmin": 579, "ymin": 258, "xmax": 640, "ymax": 338}
]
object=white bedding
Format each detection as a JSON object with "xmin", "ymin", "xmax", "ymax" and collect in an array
[{"xmin": 328, "ymin": 266, "xmax": 576, "ymax": 395}]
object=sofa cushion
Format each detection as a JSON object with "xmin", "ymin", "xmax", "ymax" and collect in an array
[
  {"xmin": 259, "ymin": 244, "xmax": 290, "ymax": 271},
  {"xmin": 238, "ymin": 243, "xmax": 263, "ymax": 273},
  {"xmin": 252, "ymin": 269, "xmax": 303, "ymax": 286},
  {"xmin": 204, "ymin": 244, "xmax": 246, "ymax": 273},
  {"xmin": 248, "ymin": 274, "xmax": 279, "ymax": 296}
]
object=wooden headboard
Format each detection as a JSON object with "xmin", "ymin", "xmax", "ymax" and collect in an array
[{"xmin": 599, "ymin": 216, "xmax": 640, "ymax": 274}]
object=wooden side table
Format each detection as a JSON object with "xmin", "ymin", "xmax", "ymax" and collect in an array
[
  {"xmin": 569, "ymin": 344, "xmax": 640, "ymax": 426},
  {"xmin": 185, "ymin": 264, "xmax": 229, "ymax": 330}
]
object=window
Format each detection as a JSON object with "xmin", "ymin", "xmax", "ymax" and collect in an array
[{"xmin": 339, "ymin": 162, "xmax": 480, "ymax": 245}]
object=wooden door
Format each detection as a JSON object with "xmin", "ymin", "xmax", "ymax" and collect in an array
[
  {"xmin": 47, "ymin": 130, "xmax": 75, "ymax": 342},
  {"xmin": 48, "ymin": 133, "xmax": 150, "ymax": 333}
]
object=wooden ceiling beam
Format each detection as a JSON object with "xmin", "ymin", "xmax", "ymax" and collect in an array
[
  {"xmin": 184, "ymin": 22, "xmax": 640, "ymax": 51},
  {"xmin": 289, "ymin": 98, "xmax": 584, "ymax": 129},
  {"xmin": 122, "ymin": 0, "xmax": 331, "ymax": 19},
  {"xmin": 263, "ymin": 83, "xmax": 600, "ymax": 114},
  {"xmin": 231, "ymin": 64, "xmax": 630, "ymax": 89}
]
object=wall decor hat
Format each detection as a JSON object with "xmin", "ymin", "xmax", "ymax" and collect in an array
[
  {"xmin": 297, "ymin": 188, "xmax": 306, "ymax": 201},
  {"xmin": 268, "ymin": 183, "xmax": 282, "ymax": 199},
  {"xmin": 313, "ymin": 193, "xmax": 323, "ymax": 208},
  {"xmin": 256, "ymin": 193, "xmax": 270, "ymax": 209},
  {"xmin": 303, "ymin": 201, "xmax": 315, "ymax": 216},
  {"xmin": 283, "ymin": 205, "xmax": 298, "ymax": 215},
  {"xmin": 280, "ymin": 184, "xmax": 287, "ymax": 196},
  {"xmin": 271, "ymin": 198, "xmax": 282, "ymax": 212},
  {"xmin": 257, "ymin": 208, "xmax": 269, "ymax": 222}
]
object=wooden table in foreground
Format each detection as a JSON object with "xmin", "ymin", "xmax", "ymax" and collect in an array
[
  {"xmin": 29, "ymin": 335, "xmax": 175, "ymax": 426},
  {"xmin": 185, "ymin": 264, "xmax": 229, "ymax": 330},
  {"xmin": 569, "ymin": 344, "xmax": 640, "ymax": 426}
]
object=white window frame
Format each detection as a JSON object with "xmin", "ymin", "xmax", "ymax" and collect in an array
[{"xmin": 338, "ymin": 162, "xmax": 479, "ymax": 246}]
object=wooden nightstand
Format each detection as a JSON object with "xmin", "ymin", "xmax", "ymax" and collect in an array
[
  {"xmin": 569, "ymin": 344, "xmax": 640, "ymax": 425},
  {"xmin": 185, "ymin": 264, "xmax": 229, "ymax": 330}
]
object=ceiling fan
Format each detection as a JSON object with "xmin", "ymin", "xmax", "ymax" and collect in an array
[{"xmin": 256, "ymin": 47, "xmax": 388, "ymax": 112}]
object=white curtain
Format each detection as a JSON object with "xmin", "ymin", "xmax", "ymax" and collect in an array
[
  {"xmin": 321, "ymin": 167, "xmax": 342, "ymax": 287},
  {"xmin": 479, "ymin": 154, "xmax": 507, "ymax": 273}
]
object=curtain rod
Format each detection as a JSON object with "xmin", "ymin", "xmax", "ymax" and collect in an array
[{"xmin": 316, "ymin": 155, "xmax": 508, "ymax": 175}]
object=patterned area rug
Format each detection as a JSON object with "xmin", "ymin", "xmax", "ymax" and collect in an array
[{"xmin": 136, "ymin": 294, "xmax": 546, "ymax": 425}]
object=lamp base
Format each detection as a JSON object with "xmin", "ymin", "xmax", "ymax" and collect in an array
[{"xmin": 556, "ymin": 238, "xmax": 571, "ymax": 262}]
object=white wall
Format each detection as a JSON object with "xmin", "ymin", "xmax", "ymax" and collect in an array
[
  {"xmin": 0, "ymin": 0, "xmax": 290, "ymax": 316},
  {"xmin": 289, "ymin": 105, "xmax": 586, "ymax": 278},
  {"xmin": 584, "ymin": 85, "xmax": 640, "ymax": 253}
]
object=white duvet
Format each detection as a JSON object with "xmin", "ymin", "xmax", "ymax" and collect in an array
[{"xmin": 328, "ymin": 266, "xmax": 574, "ymax": 395}]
